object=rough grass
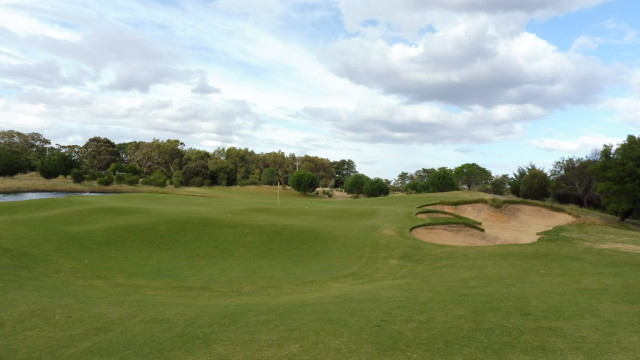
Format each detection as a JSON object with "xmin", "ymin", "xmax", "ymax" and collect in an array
[{"xmin": 1, "ymin": 189, "xmax": 640, "ymax": 359}]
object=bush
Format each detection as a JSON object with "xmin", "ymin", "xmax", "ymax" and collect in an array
[
  {"xmin": 85, "ymin": 170, "xmax": 100, "ymax": 181},
  {"xmin": 124, "ymin": 164, "xmax": 144, "ymax": 176},
  {"xmin": 107, "ymin": 163, "xmax": 126, "ymax": 175},
  {"xmin": 96, "ymin": 174, "xmax": 114, "ymax": 186},
  {"xmin": 191, "ymin": 177, "xmax": 204, "ymax": 187},
  {"xmin": 344, "ymin": 174, "xmax": 371, "ymax": 195},
  {"xmin": 172, "ymin": 170, "xmax": 183, "ymax": 188},
  {"xmin": 37, "ymin": 156, "xmax": 61, "ymax": 179},
  {"xmin": 124, "ymin": 174, "xmax": 140, "ymax": 186},
  {"xmin": 288, "ymin": 170, "xmax": 319, "ymax": 194},
  {"xmin": 114, "ymin": 173, "xmax": 125, "ymax": 185},
  {"xmin": 148, "ymin": 171, "xmax": 168, "ymax": 188},
  {"xmin": 204, "ymin": 179, "xmax": 212, "ymax": 187},
  {"xmin": 363, "ymin": 178, "xmax": 390, "ymax": 197},
  {"xmin": 70, "ymin": 168, "xmax": 85, "ymax": 183}
]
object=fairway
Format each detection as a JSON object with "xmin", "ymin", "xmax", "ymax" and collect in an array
[{"xmin": 2, "ymin": 189, "xmax": 640, "ymax": 359}]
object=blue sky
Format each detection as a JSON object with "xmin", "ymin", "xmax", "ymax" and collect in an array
[{"xmin": 1, "ymin": 0, "xmax": 639, "ymax": 179}]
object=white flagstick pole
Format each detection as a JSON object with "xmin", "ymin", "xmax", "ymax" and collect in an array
[{"xmin": 278, "ymin": 181, "xmax": 280, "ymax": 206}]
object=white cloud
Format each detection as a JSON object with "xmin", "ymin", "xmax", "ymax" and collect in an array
[
  {"xmin": 338, "ymin": 0, "xmax": 609, "ymax": 37},
  {"xmin": 529, "ymin": 134, "xmax": 622, "ymax": 152},
  {"xmin": 326, "ymin": 16, "xmax": 614, "ymax": 108},
  {"xmin": 570, "ymin": 20, "xmax": 638, "ymax": 52},
  {"xmin": 301, "ymin": 101, "xmax": 546, "ymax": 144}
]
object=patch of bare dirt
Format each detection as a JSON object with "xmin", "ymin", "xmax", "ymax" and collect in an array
[{"xmin": 411, "ymin": 203, "xmax": 575, "ymax": 246}]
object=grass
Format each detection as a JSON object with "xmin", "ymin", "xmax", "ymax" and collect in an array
[
  {"xmin": 1, "ymin": 186, "xmax": 640, "ymax": 359},
  {"xmin": 0, "ymin": 173, "xmax": 160, "ymax": 194}
]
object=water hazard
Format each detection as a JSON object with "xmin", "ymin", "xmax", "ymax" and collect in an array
[{"xmin": 0, "ymin": 192, "xmax": 111, "ymax": 202}]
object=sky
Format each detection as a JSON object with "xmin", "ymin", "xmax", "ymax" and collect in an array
[{"xmin": 1, "ymin": 0, "xmax": 639, "ymax": 179}]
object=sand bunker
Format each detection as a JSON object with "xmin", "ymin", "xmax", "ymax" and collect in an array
[{"xmin": 412, "ymin": 203, "xmax": 575, "ymax": 246}]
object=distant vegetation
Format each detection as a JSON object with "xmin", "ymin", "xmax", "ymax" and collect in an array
[{"xmin": 2, "ymin": 129, "xmax": 640, "ymax": 219}]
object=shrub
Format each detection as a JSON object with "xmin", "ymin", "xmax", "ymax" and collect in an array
[
  {"xmin": 363, "ymin": 178, "xmax": 391, "ymax": 197},
  {"xmin": 124, "ymin": 164, "xmax": 144, "ymax": 176},
  {"xmin": 204, "ymin": 179, "xmax": 212, "ymax": 187},
  {"xmin": 148, "ymin": 171, "xmax": 168, "ymax": 188},
  {"xmin": 191, "ymin": 177, "xmax": 204, "ymax": 187},
  {"xmin": 288, "ymin": 170, "xmax": 319, "ymax": 194},
  {"xmin": 344, "ymin": 174, "xmax": 371, "ymax": 195},
  {"xmin": 124, "ymin": 174, "xmax": 140, "ymax": 186},
  {"xmin": 172, "ymin": 170, "xmax": 183, "ymax": 188},
  {"xmin": 96, "ymin": 174, "xmax": 114, "ymax": 186},
  {"xmin": 85, "ymin": 170, "xmax": 100, "ymax": 181},
  {"xmin": 114, "ymin": 173, "xmax": 125, "ymax": 185},
  {"xmin": 37, "ymin": 156, "xmax": 61, "ymax": 179},
  {"xmin": 107, "ymin": 163, "xmax": 126, "ymax": 175},
  {"xmin": 70, "ymin": 168, "xmax": 85, "ymax": 183}
]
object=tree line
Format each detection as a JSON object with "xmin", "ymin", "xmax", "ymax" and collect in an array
[
  {"xmin": 0, "ymin": 130, "xmax": 356, "ymax": 189},
  {"xmin": 2, "ymin": 130, "xmax": 640, "ymax": 221},
  {"xmin": 391, "ymin": 135, "xmax": 640, "ymax": 221}
]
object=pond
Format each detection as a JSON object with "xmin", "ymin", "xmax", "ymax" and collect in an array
[{"xmin": 0, "ymin": 192, "xmax": 111, "ymax": 202}]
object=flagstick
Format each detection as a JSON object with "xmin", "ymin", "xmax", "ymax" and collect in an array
[{"xmin": 278, "ymin": 181, "xmax": 280, "ymax": 206}]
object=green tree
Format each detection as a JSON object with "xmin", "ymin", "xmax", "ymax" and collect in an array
[
  {"xmin": 590, "ymin": 135, "xmax": 640, "ymax": 221},
  {"xmin": 0, "ymin": 144, "xmax": 29, "ymax": 176},
  {"xmin": 181, "ymin": 161, "xmax": 211, "ymax": 186},
  {"xmin": 427, "ymin": 168, "xmax": 458, "ymax": 192},
  {"xmin": 363, "ymin": 178, "xmax": 391, "ymax": 197},
  {"xmin": 129, "ymin": 139, "xmax": 185, "ymax": 177},
  {"xmin": 405, "ymin": 181, "xmax": 421, "ymax": 193},
  {"xmin": 550, "ymin": 157, "xmax": 599, "ymax": 207},
  {"xmin": 344, "ymin": 174, "xmax": 371, "ymax": 195},
  {"xmin": 331, "ymin": 159, "xmax": 357, "ymax": 188},
  {"xmin": 261, "ymin": 167, "xmax": 280, "ymax": 185},
  {"xmin": 288, "ymin": 170, "xmax": 319, "ymax": 194},
  {"xmin": 454, "ymin": 163, "xmax": 492, "ymax": 190},
  {"xmin": 490, "ymin": 175, "xmax": 510, "ymax": 196},
  {"xmin": 37, "ymin": 155, "xmax": 62, "ymax": 179},
  {"xmin": 300, "ymin": 155, "xmax": 335, "ymax": 188},
  {"xmin": 82, "ymin": 137, "xmax": 120, "ymax": 172},
  {"xmin": 0, "ymin": 130, "xmax": 51, "ymax": 172},
  {"xmin": 509, "ymin": 164, "xmax": 536, "ymax": 197},
  {"xmin": 520, "ymin": 168, "xmax": 551, "ymax": 201},
  {"xmin": 413, "ymin": 168, "xmax": 435, "ymax": 183},
  {"xmin": 393, "ymin": 171, "xmax": 414, "ymax": 192}
]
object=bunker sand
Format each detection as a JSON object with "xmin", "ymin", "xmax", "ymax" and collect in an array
[{"xmin": 412, "ymin": 203, "xmax": 575, "ymax": 246}]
